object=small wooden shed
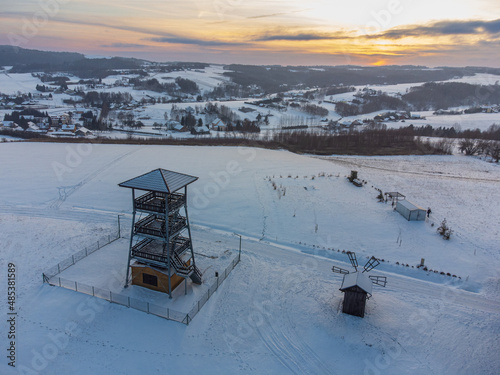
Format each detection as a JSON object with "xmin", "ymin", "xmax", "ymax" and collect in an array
[
  {"xmin": 396, "ymin": 200, "xmax": 426, "ymax": 221},
  {"xmin": 130, "ymin": 261, "xmax": 187, "ymax": 294},
  {"xmin": 340, "ymin": 272, "xmax": 372, "ymax": 317}
]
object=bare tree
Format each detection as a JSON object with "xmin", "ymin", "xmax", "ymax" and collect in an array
[
  {"xmin": 487, "ymin": 141, "xmax": 500, "ymax": 162},
  {"xmin": 458, "ymin": 138, "xmax": 481, "ymax": 155}
]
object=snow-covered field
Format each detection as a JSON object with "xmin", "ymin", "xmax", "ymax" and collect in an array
[
  {"xmin": 387, "ymin": 111, "xmax": 500, "ymax": 132},
  {"xmin": 0, "ymin": 142, "xmax": 499, "ymax": 374}
]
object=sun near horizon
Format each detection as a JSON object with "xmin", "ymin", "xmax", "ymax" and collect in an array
[{"xmin": 1, "ymin": 0, "xmax": 499, "ymax": 67}]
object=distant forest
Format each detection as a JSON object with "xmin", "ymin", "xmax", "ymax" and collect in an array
[
  {"xmin": 0, "ymin": 45, "xmax": 83, "ymax": 66},
  {"xmin": 334, "ymin": 82, "xmax": 500, "ymax": 116},
  {"xmin": 0, "ymin": 46, "xmax": 208, "ymax": 79},
  {"xmin": 403, "ymin": 82, "xmax": 500, "ymax": 110},
  {"xmin": 3, "ymin": 46, "xmax": 500, "ymax": 92},
  {"xmin": 222, "ymin": 64, "xmax": 500, "ymax": 93}
]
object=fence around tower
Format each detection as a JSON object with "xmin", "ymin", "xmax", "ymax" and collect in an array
[{"xmin": 42, "ymin": 228, "xmax": 240, "ymax": 325}]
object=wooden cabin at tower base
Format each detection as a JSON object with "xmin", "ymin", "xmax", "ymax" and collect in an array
[{"xmin": 131, "ymin": 262, "xmax": 188, "ymax": 294}]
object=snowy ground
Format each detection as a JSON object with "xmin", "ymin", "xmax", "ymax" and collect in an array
[
  {"xmin": 0, "ymin": 141, "xmax": 499, "ymax": 374},
  {"xmin": 53, "ymin": 233, "xmax": 238, "ymax": 314}
]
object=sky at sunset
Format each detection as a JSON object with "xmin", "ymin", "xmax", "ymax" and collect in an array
[{"xmin": 1, "ymin": 0, "xmax": 500, "ymax": 66}]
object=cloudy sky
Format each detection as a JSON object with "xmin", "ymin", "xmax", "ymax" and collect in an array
[{"xmin": 1, "ymin": 0, "xmax": 500, "ymax": 66}]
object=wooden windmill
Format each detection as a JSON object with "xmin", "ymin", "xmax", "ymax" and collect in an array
[{"xmin": 332, "ymin": 252, "xmax": 387, "ymax": 317}]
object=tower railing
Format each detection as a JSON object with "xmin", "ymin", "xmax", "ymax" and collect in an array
[
  {"xmin": 135, "ymin": 191, "xmax": 185, "ymax": 214},
  {"xmin": 134, "ymin": 215, "xmax": 187, "ymax": 238},
  {"xmin": 130, "ymin": 237, "xmax": 192, "ymax": 265}
]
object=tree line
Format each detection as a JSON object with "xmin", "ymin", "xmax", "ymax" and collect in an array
[
  {"xmin": 129, "ymin": 77, "xmax": 199, "ymax": 95},
  {"xmin": 403, "ymin": 82, "xmax": 500, "ymax": 110}
]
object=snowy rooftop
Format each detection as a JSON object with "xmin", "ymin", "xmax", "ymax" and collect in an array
[
  {"xmin": 340, "ymin": 271, "xmax": 373, "ymax": 295},
  {"xmin": 397, "ymin": 200, "xmax": 424, "ymax": 211},
  {"xmin": 119, "ymin": 168, "xmax": 198, "ymax": 193}
]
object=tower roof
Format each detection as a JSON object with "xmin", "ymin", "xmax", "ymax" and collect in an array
[{"xmin": 119, "ymin": 168, "xmax": 198, "ymax": 193}]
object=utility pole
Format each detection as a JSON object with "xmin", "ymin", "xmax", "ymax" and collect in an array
[
  {"xmin": 117, "ymin": 214, "xmax": 124, "ymax": 238},
  {"xmin": 233, "ymin": 233, "xmax": 242, "ymax": 262}
]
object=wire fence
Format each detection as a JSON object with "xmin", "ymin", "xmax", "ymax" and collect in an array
[
  {"xmin": 42, "ymin": 232, "xmax": 241, "ymax": 325},
  {"xmin": 188, "ymin": 255, "xmax": 239, "ymax": 321},
  {"xmin": 42, "ymin": 232, "xmax": 120, "ymax": 280}
]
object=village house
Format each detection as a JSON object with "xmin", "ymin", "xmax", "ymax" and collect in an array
[
  {"xmin": 165, "ymin": 120, "xmax": 181, "ymax": 130},
  {"xmin": 191, "ymin": 125, "xmax": 210, "ymax": 135},
  {"xmin": 210, "ymin": 118, "xmax": 227, "ymax": 131},
  {"xmin": 1, "ymin": 120, "xmax": 15, "ymax": 128},
  {"xmin": 60, "ymin": 113, "xmax": 71, "ymax": 124},
  {"xmin": 75, "ymin": 127, "xmax": 93, "ymax": 137},
  {"xmin": 173, "ymin": 123, "xmax": 188, "ymax": 132},
  {"xmin": 61, "ymin": 124, "xmax": 77, "ymax": 133},
  {"xmin": 25, "ymin": 122, "xmax": 42, "ymax": 133}
]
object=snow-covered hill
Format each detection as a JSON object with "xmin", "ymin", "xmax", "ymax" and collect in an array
[
  {"xmin": 0, "ymin": 143, "xmax": 499, "ymax": 374},
  {"xmin": 2, "ymin": 68, "xmax": 500, "ymax": 134}
]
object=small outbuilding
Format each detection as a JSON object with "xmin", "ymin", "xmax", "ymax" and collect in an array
[
  {"xmin": 340, "ymin": 272, "xmax": 373, "ymax": 318},
  {"xmin": 396, "ymin": 200, "xmax": 426, "ymax": 221}
]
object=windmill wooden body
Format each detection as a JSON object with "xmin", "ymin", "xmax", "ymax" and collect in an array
[{"xmin": 333, "ymin": 252, "xmax": 387, "ymax": 317}]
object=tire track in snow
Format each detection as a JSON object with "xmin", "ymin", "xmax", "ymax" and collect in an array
[
  {"xmin": 256, "ymin": 306, "xmax": 336, "ymax": 375},
  {"xmin": 253, "ymin": 173, "xmax": 268, "ymax": 240},
  {"xmin": 198, "ymin": 225, "xmax": 500, "ymax": 314},
  {"xmin": 0, "ymin": 205, "xmax": 123, "ymax": 223},
  {"xmin": 321, "ymin": 157, "xmax": 500, "ymax": 183},
  {"xmin": 282, "ymin": 292, "xmax": 337, "ymax": 375},
  {"xmin": 255, "ymin": 316, "xmax": 307, "ymax": 375},
  {"xmin": 49, "ymin": 147, "xmax": 144, "ymax": 209},
  {"xmin": 254, "ymin": 274, "xmax": 336, "ymax": 375}
]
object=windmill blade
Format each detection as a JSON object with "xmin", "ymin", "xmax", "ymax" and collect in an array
[
  {"xmin": 332, "ymin": 266, "xmax": 350, "ymax": 274},
  {"xmin": 369, "ymin": 275, "xmax": 387, "ymax": 287},
  {"xmin": 346, "ymin": 251, "xmax": 358, "ymax": 271},
  {"xmin": 363, "ymin": 256, "xmax": 380, "ymax": 273}
]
